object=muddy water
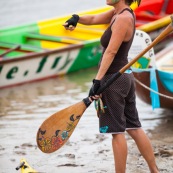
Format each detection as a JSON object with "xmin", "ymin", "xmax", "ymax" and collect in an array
[{"xmin": 0, "ymin": 67, "xmax": 172, "ymax": 173}]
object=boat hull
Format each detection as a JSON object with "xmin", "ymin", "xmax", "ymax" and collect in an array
[
  {"xmin": 133, "ymin": 70, "xmax": 173, "ymax": 110},
  {"xmin": 0, "ymin": 42, "xmax": 102, "ymax": 89}
]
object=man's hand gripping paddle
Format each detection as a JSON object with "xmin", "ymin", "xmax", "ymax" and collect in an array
[{"xmin": 36, "ymin": 16, "xmax": 173, "ymax": 153}]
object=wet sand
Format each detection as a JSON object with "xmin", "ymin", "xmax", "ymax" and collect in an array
[
  {"xmin": 127, "ymin": 111, "xmax": 173, "ymax": 173},
  {"xmin": 0, "ymin": 110, "xmax": 173, "ymax": 173},
  {"xmin": 0, "ymin": 68, "xmax": 173, "ymax": 173}
]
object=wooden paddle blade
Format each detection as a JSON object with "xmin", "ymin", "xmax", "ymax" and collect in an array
[{"xmin": 36, "ymin": 101, "xmax": 87, "ymax": 153}]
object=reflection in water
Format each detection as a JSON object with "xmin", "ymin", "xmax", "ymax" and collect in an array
[
  {"xmin": 0, "ymin": 67, "xmax": 98, "ymax": 172},
  {"xmin": 0, "ymin": 67, "xmax": 96, "ymax": 116},
  {"xmin": 0, "ymin": 67, "xmax": 170, "ymax": 132}
]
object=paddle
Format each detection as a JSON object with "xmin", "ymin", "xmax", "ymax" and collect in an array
[
  {"xmin": 0, "ymin": 45, "xmax": 20, "ymax": 57},
  {"xmin": 36, "ymin": 15, "xmax": 173, "ymax": 154}
]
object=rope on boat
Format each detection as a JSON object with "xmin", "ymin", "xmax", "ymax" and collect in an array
[{"xmin": 134, "ymin": 78, "xmax": 173, "ymax": 100}]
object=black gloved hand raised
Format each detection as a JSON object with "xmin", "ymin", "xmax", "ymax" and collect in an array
[
  {"xmin": 65, "ymin": 14, "xmax": 79, "ymax": 27},
  {"xmin": 88, "ymin": 79, "xmax": 101, "ymax": 97}
]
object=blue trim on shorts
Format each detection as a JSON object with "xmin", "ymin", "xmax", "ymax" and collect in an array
[{"xmin": 124, "ymin": 69, "xmax": 132, "ymax": 74}]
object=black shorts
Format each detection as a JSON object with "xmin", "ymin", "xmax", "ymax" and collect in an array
[{"xmin": 99, "ymin": 73, "xmax": 141, "ymax": 133}]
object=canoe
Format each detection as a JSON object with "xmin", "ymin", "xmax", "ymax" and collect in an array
[
  {"xmin": 133, "ymin": 44, "xmax": 173, "ymax": 110},
  {"xmin": 134, "ymin": 0, "xmax": 173, "ymax": 51},
  {"xmin": 0, "ymin": 6, "xmax": 112, "ymax": 89},
  {"xmin": 0, "ymin": 2, "xmax": 172, "ymax": 89},
  {"xmin": 16, "ymin": 158, "xmax": 37, "ymax": 173},
  {"xmin": 137, "ymin": 15, "xmax": 173, "ymax": 52},
  {"xmin": 135, "ymin": 0, "xmax": 173, "ymax": 26}
]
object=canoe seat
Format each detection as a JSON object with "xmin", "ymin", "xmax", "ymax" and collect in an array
[
  {"xmin": 0, "ymin": 41, "xmax": 46, "ymax": 52},
  {"xmin": 25, "ymin": 33, "xmax": 84, "ymax": 44},
  {"xmin": 0, "ymin": 41, "xmax": 47, "ymax": 58}
]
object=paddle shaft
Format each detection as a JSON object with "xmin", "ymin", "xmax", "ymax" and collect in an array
[{"xmin": 96, "ymin": 16, "xmax": 173, "ymax": 95}]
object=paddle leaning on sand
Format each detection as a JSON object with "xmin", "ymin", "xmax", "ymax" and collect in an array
[{"xmin": 36, "ymin": 15, "xmax": 173, "ymax": 154}]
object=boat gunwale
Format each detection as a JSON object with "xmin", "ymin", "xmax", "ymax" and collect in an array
[
  {"xmin": 0, "ymin": 43, "xmax": 85, "ymax": 64},
  {"xmin": 136, "ymin": 14, "xmax": 173, "ymax": 32}
]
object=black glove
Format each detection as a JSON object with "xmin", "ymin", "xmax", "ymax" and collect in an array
[
  {"xmin": 88, "ymin": 79, "xmax": 101, "ymax": 97},
  {"xmin": 65, "ymin": 14, "xmax": 79, "ymax": 27}
]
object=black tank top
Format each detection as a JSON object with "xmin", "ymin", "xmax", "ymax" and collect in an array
[{"xmin": 99, "ymin": 8, "xmax": 135, "ymax": 74}]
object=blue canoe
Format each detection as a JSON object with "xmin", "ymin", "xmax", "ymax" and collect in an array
[{"xmin": 132, "ymin": 44, "xmax": 173, "ymax": 110}]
